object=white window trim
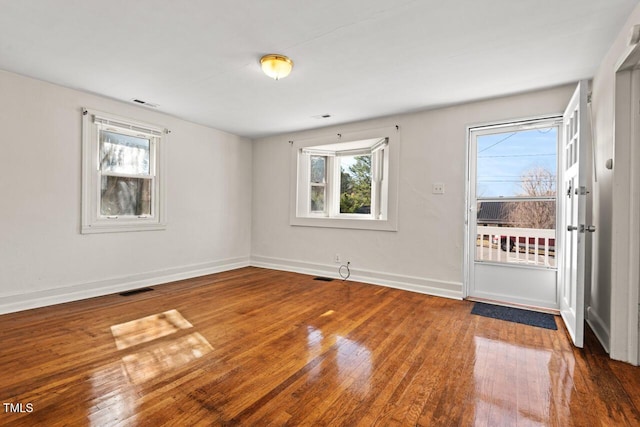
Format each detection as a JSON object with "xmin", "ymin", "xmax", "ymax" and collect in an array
[
  {"xmin": 290, "ymin": 126, "xmax": 399, "ymax": 231},
  {"xmin": 81, "ymin": 108, "xmax": 167, "ymax": 234}
]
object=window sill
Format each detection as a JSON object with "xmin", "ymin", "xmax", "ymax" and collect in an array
[
  {"xmin": 81, "ymin": 220, "xmax": 167, "ymax": 234},
  {"xmin": 290, "ymin": 216, "xmax": 397, "ymax": 231}
]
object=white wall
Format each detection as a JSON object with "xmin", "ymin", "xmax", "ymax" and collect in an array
[
  {"xmin": 591, "ymin": 3, "xmax": 640, "ymax": 363},
  {"xmin": 251, "ymin": 85, "xmax": 575, "ymax": 298},
  {"xmin": 0, "ymin": 70, "xmax": 253, "ymax": 314}
]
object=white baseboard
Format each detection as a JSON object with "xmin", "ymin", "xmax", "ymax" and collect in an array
[
  {"xmin": 250, "ymin": 255, "xmax": 463, "ymax": 300},
  {"xmin": 1, "ymin": 255, "xmax": 463, "ymax": 315},
  {"xmin": 587, "ymin": 305, "xmax": 610, "ymax": 353},
  {"xmin": 0, "ymin": 257, "xmax": 250, "ymax": 315}
]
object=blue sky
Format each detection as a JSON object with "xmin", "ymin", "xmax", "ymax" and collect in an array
[{"xmin": 476, "ymin": 128, "xmax": 557, "ymax": 198}]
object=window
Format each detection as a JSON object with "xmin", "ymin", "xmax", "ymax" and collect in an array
[
  {"xmin": 339, "ymin": 154, "xmax": 372, "ymax": 214},
  {"xmin": 290, "ymin": 126, "xmax": 399, "ymax": 231},
  {"xmin": 310, "ymin": 155, "xmax": 327, "ymax": 213},
  {"xmin": 82, "ymin": 109, "xmax": 167, "ymax": 233},
  {"xmin": 470, "ymin": 117, "xmax": 560, "ymax": 268}
]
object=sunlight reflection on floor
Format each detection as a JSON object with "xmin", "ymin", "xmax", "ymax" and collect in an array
[
  {"xmin": 110, "ymin": 309, "xmax": 193, "ymax": 350},
  {"xmin": 121, "ymin": 332, "xmax": 213, "ymax": 385},
  {"xmin": 305, "ymin": 317, "xmax": 372, "ymax": 396},
  {"xmin": 473, "ymin": 336, "xmax": 574, "ymax": 425},
  {"xmin": 108, "ymin": 309, "xmax": 214, "ymax": 386}
]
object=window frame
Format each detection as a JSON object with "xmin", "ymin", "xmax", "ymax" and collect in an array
[
  {"xmin": 290, "ymin": 126, "xmax": 399, "ymax": 231},
  {"xmin": 81, "ymin": 108, "xmax": 167, "ymax": 234}
]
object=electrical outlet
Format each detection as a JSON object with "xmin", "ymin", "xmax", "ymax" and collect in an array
[
  {"xmin": 432, "ymin": 183, "xmax": 445, "ymax": 194},
  {"xmin": 334, "ymin": 253, "xmax": 341, "ymax": 263}
]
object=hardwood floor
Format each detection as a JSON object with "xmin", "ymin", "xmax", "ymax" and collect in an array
[{"xmin": 1, "ymin": 267, "xmax": 639, "ymax": 426}]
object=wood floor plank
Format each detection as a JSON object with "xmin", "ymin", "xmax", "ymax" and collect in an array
[{"xmin": 0, "ymin": 266, "xmax": 639, "ymax": 426}]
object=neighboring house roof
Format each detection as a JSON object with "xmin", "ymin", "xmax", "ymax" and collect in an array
[{"xmin": 477, "ymin": 201, "xmax": 515, "ymax": 225}]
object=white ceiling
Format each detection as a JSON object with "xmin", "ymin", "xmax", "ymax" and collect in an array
[{"xmin": 0, "ymin": 0, "xmax": 637, "ymax": 138}]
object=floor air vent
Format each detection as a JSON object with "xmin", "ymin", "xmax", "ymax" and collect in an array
[
  {"xmin": 119, "ymin": 287, "xmax": 154, "ymax": 296},
  {"xmin": 313, "ymin": 277, "xmax": 334, "ymax": 282}
]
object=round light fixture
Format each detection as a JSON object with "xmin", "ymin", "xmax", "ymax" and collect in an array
[{"xmin": 260, "ymin": 54, "xmax": 293, "ymax": 80}]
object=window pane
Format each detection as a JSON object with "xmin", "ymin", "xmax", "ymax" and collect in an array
[
  {"xmin": 310, "ymin": 156, "xmax": 326, "ymax": 183},
  {"xmin": 476, "ymin": 128, "xmax": 557, "ymax": 198},
  {"xmin": 101, "ymin": 176, "xmax": 152, "ymax": 216},
  {"xmin": 476, "ymin": 200, "xmax": 556, "ymax": 267},
  {"xmin": 100, "ymin": 130, "xmax": 150, "ymax": 175},
  {"xmin": 310, "ymin": 185, "xmax": 325, "ymax": 212},
  {"xmin": 340, "ymin": 155, "xmax": 371, "ymax": 214},
  {"xmin": 477, "ymin": 200, "xmax": 556, "ymax": 229}
]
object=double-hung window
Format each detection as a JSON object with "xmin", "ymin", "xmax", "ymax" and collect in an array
[
  {"xmin": 82, "ymin": 109, "xmax": 167, "ymax": 233},
  {"xmin": 291, "ymin": 126, "xmax": 399, "ymax": 231},
  {"xmin": 310, "ymin": 155, "xmax": 328, "ymax": 213}
]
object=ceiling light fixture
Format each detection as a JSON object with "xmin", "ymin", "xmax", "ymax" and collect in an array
[{"xmin": 260, "ymin": 54, "xmax": 293, "ymax": 80}]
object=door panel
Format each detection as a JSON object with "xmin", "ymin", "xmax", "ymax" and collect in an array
[
  {"xmin": 559, "ymin": 81, "xmax": 590, "ymax": 348},
  {"xmin": 474, "ymin": 263, "xmax": 557, "ymax": 308}
]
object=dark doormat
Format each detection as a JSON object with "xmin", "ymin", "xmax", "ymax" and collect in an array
[{"xmin": 471, "ymin": 302, "xmax": 557, "ymax": 330}]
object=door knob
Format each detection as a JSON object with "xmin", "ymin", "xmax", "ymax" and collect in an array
[
  {"xmin": 567, "ymin": 225, "xmax": 578, "ymax": 231},
  {"xmin": 585, "ymin": 225, "xmax": 596, "ymax": 232}
]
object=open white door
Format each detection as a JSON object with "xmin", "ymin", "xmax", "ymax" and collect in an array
[{"xmin": 560, "ymin": 80, "xmax": 592, "ymax": 348}]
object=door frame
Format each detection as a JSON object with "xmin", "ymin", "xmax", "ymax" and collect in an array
[
  {"xmin": 463, "ymin": 114, "xmax": 563, "ymax": 309},
  {"xmin": 610, "ymin": 43, "xmax": 640, "ymax": 365}
]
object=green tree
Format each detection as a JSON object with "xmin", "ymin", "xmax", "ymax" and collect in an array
[{"xmin": 340, "ymin": 155, "xmax": 372, "ymax": 213}]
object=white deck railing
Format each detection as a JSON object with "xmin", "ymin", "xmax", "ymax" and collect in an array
[{"xmin": 476, "ymin": 226, "xmax": 556, "ymax": 268}]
